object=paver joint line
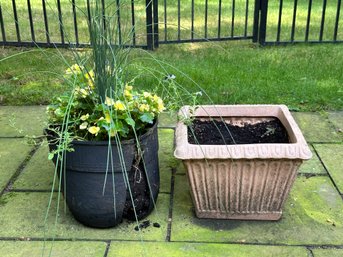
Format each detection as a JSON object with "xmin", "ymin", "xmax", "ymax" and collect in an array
[
  {"xmin": 166, "ymin": 167, "xmax": 176, "ymax": 242},
  {"xmin": 0, "ymin": 141, "xmax": 42, "ymax": 196},
  {"xmin": 312, "ymin": 145, "xmax": 343, "ymax": 197},
  {"xmin": 103, "ymin": 241, "xmax": 111, "ymax": 257}
]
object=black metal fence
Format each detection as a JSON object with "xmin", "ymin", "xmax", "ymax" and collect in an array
[{"xmin": 0, "ymin": 0, "xmax": 342, "ymax": 49}]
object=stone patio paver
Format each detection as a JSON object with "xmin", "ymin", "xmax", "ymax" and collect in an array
[
  {"xmin": 0, "ymin": 106, "xmax": 47, "ymax": 137},
  {"xmin": 0, "ymin": 241, "xmax": 107, "ymax": 257},
  {"xmin": 312, "ymin": 248, "xmax": 343, "ymax": 257},
  {"xmin": 314, "ymin": 144, "xmax": 343, "ymax": 194},
  {"xmin": 0, "ymin": 138, "xmax": 32, "ymax": 192},
  {"xmin": 298, "ymin": 145, "xmax": 327, "ymax": 174},
  {"xmin": 171, "ymin": 175, "xmax": 343, "ymax": 245},
  {"xmin": 328, "ymin": 111, "xmax": 343, "ymax": 131},
  {"xmin": 0, "ymin": 192, "xmax": 169, "ymax": 241},
  {"xmin": 107, "ymin": 242, "xmax": 309, "ymax": 257},
  {"xmin": 12, "ymin": 144, "xmax": 56, "ymax": 190},
  {"xmin": 292, "ymin": 112, "xmax": 341, "ymax": 142}
]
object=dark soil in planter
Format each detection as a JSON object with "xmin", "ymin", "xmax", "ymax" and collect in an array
[{"xmin": 188, "ymin": 118, "xmax": 289, "ymax": 145}]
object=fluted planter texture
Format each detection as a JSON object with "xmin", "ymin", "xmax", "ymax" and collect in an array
[{"xmin": 174, "ymin": 105, "xmax": 312, "ymax": 220}]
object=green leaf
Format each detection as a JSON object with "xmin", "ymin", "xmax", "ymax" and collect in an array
[
  {"xmin": 48, "ymin": 153, "xmax": 54, "ymax": 160},
  {"xmin": 140, "ymin": 113, "xmax": 154, "ymax": 124},
  {"xmin": 125, "ymin": 117, "xmax": 135, "ymax": 127}
]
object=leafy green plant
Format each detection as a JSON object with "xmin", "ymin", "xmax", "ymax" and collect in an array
[{"xmin": 47, "ymin": 64, "xmax": 165, "ymax": 141}]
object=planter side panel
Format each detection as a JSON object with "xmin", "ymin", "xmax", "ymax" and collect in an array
[{"xmin": 184, "ymin": 159, "xmax": 302, "ymax": 220}]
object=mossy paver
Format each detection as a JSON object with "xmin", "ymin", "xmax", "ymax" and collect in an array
[
  {"xmin": 107, "ymin": 241, "xmax": 309, "ymax": 257},
  {"xmin": 0, "ymin": 241, "xmax": 107, "ymax": 257},
  {"xmin": 0, "ymin": 138, "xmax": 32, "ymax": 192},
  {"xmin": 292, "ymin": 112, "xmax": 341, "ymax": 142},
  {"xmin": 298, "ymin": 145, "xmax": 326, "ymax": 174},
  {"xmin": 12, "ymin": 144, "xmax": 55, "ymax": 190},
  {"xmin": 312, "ymin": 248, "xmax": 343, "ymax": 257},
  {"xmin": 158, "ymin": 129, "xmax": 178, "ymax": 192},
  {"xmin": 0, "ymin": 106, "xmax": 47, "ymax": 137},
  {"xmin": 0, "ymin": 192, "xmax": 169, "ymax": 241},
  {"xmin": 314, "ymin": 144, "xmax": 343, "ymax": 194},
  {"xmin": 158, "ymin": 112, "xmax": 177, "ymax": 128},
  {"xmin": 171, "ymin": 175, "xmax": 343, "ymax": 245},
  {"xmin": 328, "ymin": 111, "xmax": 343, "ymax": 131}
]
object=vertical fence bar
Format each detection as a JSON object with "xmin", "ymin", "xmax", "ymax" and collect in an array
[
  {"xmin": 259, "ymin": 0, "xmax": 268, "ymax": 44},
  {"xmin": 205, "ymin": 0, "xmax": 208, "ymax": 38},
  {"xmin": 319, "ymin": 0, "xmax": 327, "ymax": 41},
  {"xmin": 57, "ymin": 0, "xmax": 65, "ymax": 44},
  {"xmin": 27, "ymin": 0, "xmax": 35, "ymax": 42},
  {"xmin": 218, "ymin": 0, "xmax": 222, "ymax": 38},
  {"xmin": 244, "ymin": 0, "xmax": 249, "ymax": 37},
  {"xmin": 276, "ymin": 0, "xmax": 283, "ymax": 42},
  {"xmin": 153, "ymin": 0, "xmax": 159, "ymax": 48},
  {"xmin": 231, "ymin": 0, "xmax": 236, "ymax": 37},
  {"xmin": 191, "ymin": 0, "xmax": 195, "ymax": 39},
  {"xmin": 72, "ymin": 0, "xmax": 79, "ymax": 45},
  {"xmin": 131, "ymin": 0, "xmax": 136, "ymax": 46},
  {"xmin": 164, "ymin": 0, "xmax": 167, "ymax": 41},
  {"xmin": 42, "ymin": 0, "xmax": 50, "ymax": 44},
  {"xmin": 334, "ymin": 0, "xmax": 341, "ymax": 41},
  {"xmin": 178, "ymin": 0, "xmax": 181, "ymax": 40},
  {"xmin": 12, "ymin": 0, "xmax": 21, "ymax": 42},
  {"xmin": 291, "ymin": 0, "xmax": 298, "ymax": 42},
  {"xmin": 305, "ymin": 0, "xmax": 312, "ymax": 42},
  {"xmin": 252, "ymin": 0, "xmax": 261, "ymax": 42},
  {"xmin": 146, "ymin": 0, "xmax": 153, "ymax": 49},
  {"xmin": 0, "ymin": 4, "xmax": 6, "ymax": 42},
  {"xmin": 116, "ymin": 0, "xmax": 122, "ymax": 45}
]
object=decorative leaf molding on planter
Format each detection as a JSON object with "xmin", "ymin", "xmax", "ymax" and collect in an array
[{"xmin": 174, "ymin": 105, "xmax": 312, "ymax": 220}]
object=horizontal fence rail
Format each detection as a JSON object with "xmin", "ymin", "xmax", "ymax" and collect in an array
[{"xmin": 0, "ymin": 0, "xmax": 342, "ymax": 48}]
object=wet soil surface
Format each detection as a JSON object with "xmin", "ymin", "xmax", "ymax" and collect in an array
[{"xmin": 188, "ymin": 118, "xmax": 289, "ymax": 145}]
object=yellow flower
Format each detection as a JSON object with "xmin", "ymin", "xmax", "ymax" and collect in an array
[
  {"xmin": 105, "ymin": 112, "xmax": 111, "ymax": 123},
  {"xmin": 124, "ymin": 89, "xmax": 132, "ymax": 99},
  {"xmin": 110, "ymin": 128, "xmax": 117, "ymax": 137},
  {"xmin": 85, "ymin": 70, "xmax": 95, "ymax": 89},
  {"xmin": 80, "ymin": 114, "xmax": 89, "ymax": 121},
  {"xmin": 66, "ymin": 64, "xmax": 83, "ymax": 75},
  {"xmin": 88, "ymin": 126, "xmax": 100, "ymax": 135},
  {"xmin": 79, "ymin": 88, "xmax": 88, "ymax": 98},
  {"xmin": 114, "ymin": 100, "xmax": 126, "ymax": 111},
  {"xmin": 143, "ymin": 92, "xmax": 151, "ymax": 98},
  {"xmin": 125, "ymin": 84, "xmax": 133, "ymax": 91},
  {"xmin": 153, "ymin": 94, "xmax": 159, "ymax": 102},
  {"xmin": 79, "ymin": 122, "xmax": 88, "ymax": 130},
  {"xmin": 157, "ymin": 98, "xmax": 165, "ymax": 112},
  {"xmin": 105, "ymin": 96, "xmax": 115, "ymax": 106},
  {"xmin": 139, "ymin": 104, "xmax": 150, "ymax": 112}
]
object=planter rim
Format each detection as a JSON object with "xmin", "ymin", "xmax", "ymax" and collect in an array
[{"xmin": 174, "ymin": 105, "xmax": 312, "ymax": 160}]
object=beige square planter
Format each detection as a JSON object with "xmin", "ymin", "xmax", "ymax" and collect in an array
[{"xmin": 174, "ymin": 105, "xmax": 312, "ymax": 220}]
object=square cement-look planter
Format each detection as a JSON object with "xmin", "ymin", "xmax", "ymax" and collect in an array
[{"xmin": 174, "ymin": 105, "xmax": 312, "ymax": 220}]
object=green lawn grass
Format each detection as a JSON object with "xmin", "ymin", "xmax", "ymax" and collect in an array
[{"xmin": 1, "ymin": 41, "xmax": 343, "ymax": 111}]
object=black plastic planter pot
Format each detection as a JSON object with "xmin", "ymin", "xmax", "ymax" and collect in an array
[{"xmin": 45, "ymin": 123, "xmax": 159, "ymax": 228}]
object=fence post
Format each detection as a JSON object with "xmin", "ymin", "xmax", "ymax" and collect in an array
[
  {"xmin": 146, "ymin": 0, "xmax": 154, "ymax": 50},
  {"xmin": 252, "ymin": 0, "xmax": 268, "ymax": 44},
  {"xmin": 258, "ymin": 0, "xmax": 268, "ymax": 45},
  {"xmin": 252, "ymin": 0, "xmax": 260, "ymax": 42}
]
